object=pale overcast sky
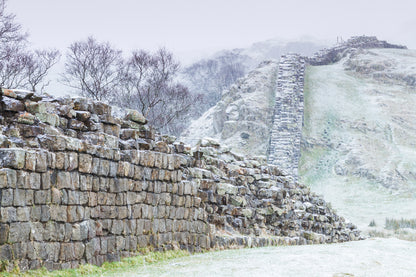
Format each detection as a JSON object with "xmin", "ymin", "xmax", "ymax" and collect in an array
[
  {"xmin": 6, "ymin": 0, "xmax": 416, "ymax": 95},
  {"xmin": 8, "ymin": 0, "xmax": 416, "ymax": 63}
]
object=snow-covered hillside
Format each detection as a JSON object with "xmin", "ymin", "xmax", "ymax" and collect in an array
[
  {"xmin": 180, "ymin": 60, "xmax": 278, "ymax": 156},
  {"xmin": 301, "ymin": 48, "xmax": 416, "ymax": 230}
]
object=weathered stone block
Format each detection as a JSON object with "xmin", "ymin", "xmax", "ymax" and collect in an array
[
  {"xmin": 50, "ymin": 205, "xmax": 67, "ymax": 222},
  {"xmin": 99, "ymin": 159, "xmax": 110, "ymax": 176},
  {"xmin": 36, "ymin": 113, "xmax": 60, "ymax": 127},
  {"xmin": 85, "ymin": 238, "xmax": 100, "ymax": 260},
  {"xmin": 13, "ymin": 188, "xmax": 26, "ymax": 206},
  {"xmin": 79, "ymin": 154, "xmax": 93, "ymax": 173},
  {"xmin": 0, "ymin": 148, "xmax": 26, "ymax": 169},
  {"xmin": 67, "ymin": 206, "xmax": 84, "ymax": 222},
  {"xmin": 216, "ymin": 183, "xmax": 238, "ymax": 195},
  {"xmin": 124, "ymin": 109, "xmax": 147, "ymax": 124},
  {"xmin": 16, "ymin": 206, "xmax": 30, "ymax": 221},
  {"xmin": 8, "ymin": 222, "xmax": 31, "ymax": 242},
  {"xmin": 0, "ymin": 169, "xmax": 16, "ymax": 189},
  {"xmin": 3, "ymin": 97, "xmax": 25, "ymax": 111},
  {"xmin": 67, "ymin": 152, "xmax": 78, "ymax": 171},
  {"xmin": 25, "ymin": 151, "xmax": 37, "ymax": 171},
  {"xmin": 57, "ymin": 171, "xmax": 71, "ymax": 189},
  {"xmin": 29, "ymin": 172, "xmax": 41, "ymax": 189}
]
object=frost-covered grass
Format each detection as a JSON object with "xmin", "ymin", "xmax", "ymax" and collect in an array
[
  {"xmin": 301, "ymin": 49, "xmax": 416, "ymax": 234},
  {"xmin": 114, "ymin": 238, "xmax": 416, "ymax": 277},
  {"xmin": 0, "ymin": 250, "xmax": 190, "ymax": 277}
]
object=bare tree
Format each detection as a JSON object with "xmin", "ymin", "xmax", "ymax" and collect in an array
[
  {"xmin": 117, "ymin": 48, "xmax": 200, "ymax": 134},
  {"xmin": 0, "ymin": 0, "xmax": 27, "ymax": 49},
  {"xmin": 183, "ymin": 50, "xmax": 247, "ymax": 111},
  {"xmin": 61, "ymin": 37, "xmax": 123, "ymax": 101},
  {"xmin": 26, "ymin": 49, "xmax": 60, "ymax": 92},
  {"xmin": 0, "ymin": 46, "xmax": 30, "ymax": 88},
  {"xmin": 0, "ymin": 0, "xmax": 59, "ymax": 91}
]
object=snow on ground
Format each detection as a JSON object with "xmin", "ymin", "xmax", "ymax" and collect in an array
[
  {"xmin": 301, "ymin": 48, "xmax": 416, "ymax": 231},
  {"xmin": 116, "ymin": 238, "xmax": 416, "ymax": 277}
]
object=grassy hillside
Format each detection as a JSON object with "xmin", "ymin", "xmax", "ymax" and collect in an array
[{"xmin": 300, "ymin": 49, "xmax": 416, "ymax": 233}]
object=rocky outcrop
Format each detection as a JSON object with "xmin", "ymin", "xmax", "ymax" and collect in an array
[
  {"xmin": 0, "ymin": 88, "xmax": 360, "ymax": 272},
  {"xmin": 181, "ymin": 61, "xmax": 279, "ymax": 157},
  {"xmin": 267, "ymin": 54, "xmax": 305, "ymax": 179}
]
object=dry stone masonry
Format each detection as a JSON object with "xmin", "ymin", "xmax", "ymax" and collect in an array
[
  {"xmin": 0, "ymin": 88, "xmax": 360, "ymax": 272},
  {"xmin": 308, "ymin": 36, "xmax": 406, "ymax": 66},
  {"xmin": 267, "ymin": 36, "xmax": 406, "ymax": 181},
  {"xmin": 268, "ymin": 54, "xmax": 305, "ymax": 180}
]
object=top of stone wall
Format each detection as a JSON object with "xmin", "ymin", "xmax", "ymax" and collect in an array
[
  {"xmin": 308, "ymin": 36, "xmax": 407, "ymax": 66},
  {"xmin": 0, "ymin": 88, "xmax": 189, "ymax": 156}
]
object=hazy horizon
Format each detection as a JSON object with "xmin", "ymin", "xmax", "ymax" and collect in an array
[{"xmin": 6, "ymin": 0, "xmax": 416, "ymax": 95}]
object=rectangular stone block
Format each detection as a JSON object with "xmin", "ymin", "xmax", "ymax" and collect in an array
[
  {"xmin": 0, "ymin": 207, "xmax": 16, "ymax": 222},
  {"xmin": 25, "ymin": 151, "xmax": 37, "ymax": 171},
  {"xmin": 99, "ymin": 159, "xmax": 110, "ymax": 176},
  {"xmin": 47, "ymin": 152, "xmax": 56, "ymax": 169},
  {"xmin": 1, "ymin": 188, "xmax": 13, "ymax": 206},
  {"xmin": 41, "ymin": 171, "xmax": 51, "ymax": 189},
  {"xmin": 57, "ymin": 171, "xmax": 72, "ymax": 189},
  {"xmin": 67, "ymin": 206, "xmax": 84, "ymax": 222},
  {"xmin": 13, "ymin": 188, "xmax": 26, "ymax": 206},
  {"xmin": 34, "ymin": 190, "xmax": 51, "ymax": 205},
  {"xmin": 8, "ymin": 222, "xmax": 31, "ymax": 243},
  {"xmin": 79, "ymin": 154, "xmax": 93, "ymax": 173},
  {"xmin": 55, "ymin": 152, "xmax": 66, "ymax": 170},
  {"xmin": 67, "ymin": 152, "xmax": 78, "ymax": 171},
  {"xmin": 29, "ymin": 172, "xmax": 41, "ymax": 189},
  {"xmin": 0, "ymin": 148, "xmax": 26, "ymax": 169},
  {"xmin": 50, "ymin": 205, "xmax": 67, "ymax": 222},
  {"xmin": 0, "ymin": 169, "xmax": 16, "ymax": 189},
  {"xmin": 16, "ymin": 207, "xmax": 31, "ymax": 222},
  {"xmin": 35, "ymin": 151, "xmax": 48, "ymax": 172}
]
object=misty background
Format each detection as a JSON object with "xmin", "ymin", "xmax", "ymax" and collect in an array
[{"xmin": 7, "ymin": 0, "xmax": 416, "ymax": 94}]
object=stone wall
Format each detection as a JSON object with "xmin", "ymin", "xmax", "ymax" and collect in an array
[
  {"xmin": 308, "ymin": 35, "xmax": 406, "ymax": 66},
  {"xmin": 0, "ymin": 88, "xmax": 361, "ymax": 272},
  {"xmin": 268, "ymin": 54, "xmax": 305, "ymax": 180}
]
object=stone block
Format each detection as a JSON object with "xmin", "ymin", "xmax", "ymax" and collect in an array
[
  {"xmin": 124, "ymin": 109, "xmax": 147, "ymax": 124},
  {"xmin": 1, "ymin": 188, "xmax": 13, "ymax": 206},
  {"xmin": 57, "ymin": 171, "xmax": 72, "ymax": 189},
  {"xmin": 25, "ymin": 151, "xmax": 37, "ymax": 171},
  {"xmin": 0, "ymin": 169, "xmax": 16, "ymax": 188},
  {"xmin": 36, "ymin": 113, "xmax": 60, "ymax": 126},
  {"xmin": 50, "ymin": 205, "xmax": 67, "ymax": 222},
  {"xmin": 8, "ymin": 222, "xmax": 31, "ymax": 243},
  {"xmin": 13, "ymin": 188, "xmax": 26, "ymax": 206},
  {"xmin": 67, "ymin": 206, "xmax": 85, "ymax": 222},
  {"xmin": 216, "ymin": 183, "xmax": 238, "ymax": 195},
  {"xmin": 34, "ymin": 190, "xmax": 50, "ymax": 205},
  {"xmin": 67, "ymin": 152, "xmax": 79, "ymax": 171},
  {"xmin": 99, "ymin": 159, "xmax": 110, "ymax": 176},
  {"xmin": 29, "ymin": 172, "xmax": 41, "ymax": 189},
  {"xmin": 16, "ymin": 171, "xmax": 29, "ymax": 189},
  {"xmin": 79, "ymin": 154, "xmax": 93, "ymax": 173},
  {"xmin": 3, "ymin": 97, "xmax": 25, "ymax": 111},
  {"xmin": 85, "ymin": 238, "xmax": 100, "ymax": 260},
  {"xmin": 0, "ymin": 148, "xmax": 26, "ymax": 169},
  {"xmin": 35, "ymin": 151, "xmax": 48, "ymax": 172},
  {"xmin": 41, "ymin": 205, "xmax": 51, "ymax": 222},
  {"xmin": 16, "ymin": 206, "xmax": 30, "ymax": 221},
  {"xmin": 41, "ymin": 171, "xmax": 51, "ymax": 189},
  {"xmin": 80, "ymin": 174, "xmax": 93, "ymax": 191}
]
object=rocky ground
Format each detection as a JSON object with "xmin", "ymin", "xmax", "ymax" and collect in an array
[{"xmin": 181, "ymin": 61, "xmax": 278, "ymax": 157}]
